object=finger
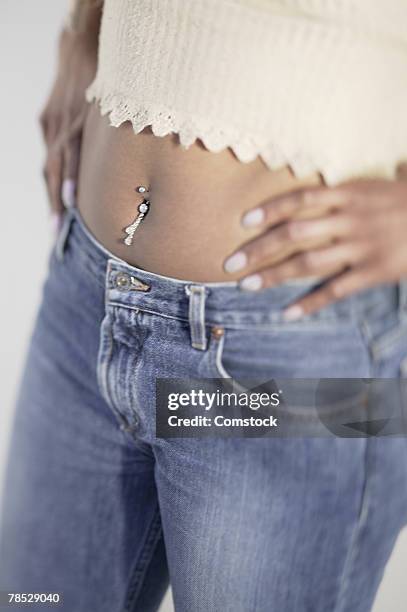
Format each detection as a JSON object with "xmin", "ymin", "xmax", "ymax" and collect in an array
[
  {"xmin": 240, "ymin": 242, "xmax": 368, "ymax": 290},
  {"xmin": 63, "ymin": 134, "xmax": 81, "ymax": 180},
  {"xmin": 241, "ymin": 185, "xmax": 353, "ymax": 229},
  {"xmin": 61, "ymin": 177, "xmax": 77, "ymax": 209},
  {"xmin": 62, "ymin": 135, "xmax": 82, "ymax": 208},
  {"xmin": 43, "ymin": 149, "xmax": 65, "ymax": 215},
  {"xmin": 42, "ymin": 114, "xmax": 60, "ymax": 147},
  {"xmin": 282, "ymin": 265, "xmax": 381, "ymax": 320},
  {"xmin": 224, "ymin": 224, "xmax": 297, "ymax": 274},
  {"xmin": 59, "ymin": 108, "xmax": 87, "ymax": 147},
  {"xmin": 39, "ymin": 110, "xmax": 48, "ymax": 141},
  {"xmin": 281, "ymin": 212, "xmax": 355, "ymax": 242},
  {"xmin": 43, "ymin": 109, "xmax": 86, "ymax": 213},
  {"xmin": 225, "ymin": 213, "xmax": 353, "ymax": 275},
  {"xmin": 60, "ymin": 110, "xmax": 86, "ymax": 209}
]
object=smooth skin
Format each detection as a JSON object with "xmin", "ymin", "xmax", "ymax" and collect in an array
[{"xmin": 39, "ymin": 7, "xmax": 407, "ymax": 316}]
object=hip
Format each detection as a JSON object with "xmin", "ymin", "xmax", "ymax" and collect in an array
[{"xmin": 50, "ymin": 206, "xmax": 407, "ymax": 381}]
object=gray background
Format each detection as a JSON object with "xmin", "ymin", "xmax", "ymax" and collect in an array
[{"xmin": 0, "ymin": 2, "xmax": 405, "ymax": 610}]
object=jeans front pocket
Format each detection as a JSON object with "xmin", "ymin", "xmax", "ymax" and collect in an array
[
  {"xmin": 207, "ymin": 320, "xmax": 371, "ymax": 383},
  {"xmin": 204, "ymin": 321, "xmax": 374, "ymax": 436},
  {"xmin": 363, "ymin": 301, "xmax": 407, "ymax": 376}
]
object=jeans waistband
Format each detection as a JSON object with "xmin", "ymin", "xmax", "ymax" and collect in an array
[{"xmin": 55, "ymin": 206, "xmax": 406, "ymax": 343}]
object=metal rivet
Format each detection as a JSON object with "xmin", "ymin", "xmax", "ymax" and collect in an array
[
  {"xmin": 115, "ymin": 272, "xmax": 130, "ymax": 289},
  {"xmin": 211, "ymin": 326, "xmax": 224, "ymax": 339},
  {"xmin": 130, "ymin": 276, "xmax": 151, "ymax": 292}
]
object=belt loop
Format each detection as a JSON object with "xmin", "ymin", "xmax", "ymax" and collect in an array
[
  {"xmin": 185, "ymin": 285, "xmax": 209, "ymax": 351},
  {"xmin": 55, "ymin": 207, "xmax": 75, "ymax": 262}
]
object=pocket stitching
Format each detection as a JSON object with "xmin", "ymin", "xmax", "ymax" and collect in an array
[
  {"xmin": 209, "ymin": 332, "xmax": 253, "ymax": 394},
  {"xmin": 400, "ymin": 354, "xmax": 407, "ymax": 378},
  {"xmin": 370, "ymin": 321, "xmax": 407, "ymax": 361},
  {"xmin": 96, "ymin": 308, "xmax": 130, "ymax": 429},
  {"xmin": 210, "ymin": 324, "xmax": 370, "ymax": 382}
]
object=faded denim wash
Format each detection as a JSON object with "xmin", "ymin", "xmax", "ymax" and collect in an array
[{"xmin": 1, "ymin": 206, "xmax": 407, "ymax": 612}]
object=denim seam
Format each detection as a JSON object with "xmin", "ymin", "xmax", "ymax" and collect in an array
[
  {"xmin": 332, "ymin": 439, "xmax": 370, "ymax": 612},
  {"xmin": 400, "ymin": 354, "xmax": 407, "ymax": 378},
  {"xmin": 107, "ymin": 302, "xmax": 365, "ymax": 332},
  {"xmin": 209, "ymin": 333, "xmax": 374, "ymax": 414},
  {"xmin": 212, "ymin": 333, "xmax": 229, "ymax": 379},
  {"xmin": 356, "ymin": 320, "xmax": 375, "ymax": 377},
  {"xmin": 55, "ymin": 208, "xmax": 74, "ymax": 261},
  {"xmin": 75, "ymin": 250, "xmax": 107, "ymax": 290},
  {"xmin": 96, "ymin": 307, "xmax": 132, "ymax": 432},
  {"xmin": 77, "ymin": 259, "xmax": 106, "ymax": 291},
  {"xmin": 209, "ymin": 333, "xmax": 251, "ymax": 394},
  {"xmin": 66, "ymin": 236, "xmax": 109, "ymax": 290},
  {"xmin": 96, "ymin": 313, "xmax": 118, "ymax": 417},
  {"xmin": 123, "ymin": 505, "xmax": 163, "ymax": 612},
  {"xmin": 108, "ymin": 302, "xmax": 189, "ymax": 323},
  {"xmin": 61, "ymin": 223, "xmax": 107, "ymax": 290},
  {"xmin": 369, "ymin": 322, "xmax": 407, "ymax": 362},
  {"xmin": 123, "ymin": 325, "xmax": 143, "ymax": 423}
]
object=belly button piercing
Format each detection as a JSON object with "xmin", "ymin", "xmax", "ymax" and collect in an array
[{"xmin": 123, "ymin": 185, "xmax": 150, "ymax": 246}]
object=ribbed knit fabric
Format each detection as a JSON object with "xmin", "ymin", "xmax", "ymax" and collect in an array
[{"xmin": 86, "ymin": 0, "xmax": 407, "ymax": 185}]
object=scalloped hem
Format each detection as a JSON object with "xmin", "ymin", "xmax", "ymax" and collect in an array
[{"xmin": 86, "ymin": 88, "xmax": 400, "ymax": 186}]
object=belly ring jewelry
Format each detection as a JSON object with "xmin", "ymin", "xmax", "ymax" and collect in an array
[{"xmin": 123, "ymin": 185, "xmax": 150, "ymax": 246}]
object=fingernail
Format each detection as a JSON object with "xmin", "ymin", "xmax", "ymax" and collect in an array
[
  {"xmin": 240, "ymin": 274, "xmax": 263, "ymax": 291},
  {"xmin": 51, "ymin": 212, "xmax": 62, "ymax": 235},
  {"xmin": 62, "ymin": 178, "xmax": 77, "ymax": 209},
  {"xmin": 283, "ymin": 305, "xmax": 304, "ymax": 321},
  {"xmin": 224, "ymin": 251, "xmax": 248, "ymax": 273},
  {"xmin": 242, "ymin": 208, "xmax": 265, "ymax": 228}
]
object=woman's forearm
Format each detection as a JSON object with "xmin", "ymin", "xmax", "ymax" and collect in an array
[
  {"xmin": 39, "ymin": 0, "xmax": 102, "ymax": 217},
  {"xmin": 65, "ymin": 0, "xmax": 103, "ymax": 35}
]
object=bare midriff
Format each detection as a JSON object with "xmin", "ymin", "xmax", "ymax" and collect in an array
[{"xmin": 77, "ymin": 103, "xmax": 323, "ymax": 282}]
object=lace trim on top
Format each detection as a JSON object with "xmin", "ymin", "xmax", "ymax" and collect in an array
[
  {"xmin": 86, "ymin": 88, "xmax": 404, "ymax": 186},
  {"xmin": 86, "ymin": 0, "xmax": 407, "ymax": 186}
]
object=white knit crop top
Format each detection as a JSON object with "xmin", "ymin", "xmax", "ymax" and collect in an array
[{"xmin": 86, "ymin": 0, "xmax": 407, "ymax": 185}]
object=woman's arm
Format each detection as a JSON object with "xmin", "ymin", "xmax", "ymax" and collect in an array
[
  {"xmin": 65, "ymin": 0, "xmax": 103, "ymax": 34},
  {"xmin": 39, "ymin": 0, "xmax": 103, "ymax": 229}
]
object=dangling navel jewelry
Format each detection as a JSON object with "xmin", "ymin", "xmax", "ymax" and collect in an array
[{"xmin": 123, "ymin": 185, "xmax": 150, "ymax": 246}]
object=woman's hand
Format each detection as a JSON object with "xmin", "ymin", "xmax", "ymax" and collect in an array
[
  {"xmin": 224, "ymin": 178, "xmax": 407, "ymax": 320},
  {"xmin": 39, "ymin": 22, "xmax": 99, "ymax": 229}
]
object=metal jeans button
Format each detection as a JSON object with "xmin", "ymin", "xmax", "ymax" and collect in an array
[
  {"xmin": 114, "ymin": 272, "xmax": 151, "ymax": 292},
  {"xmin": 115, "ymin": 272, "xmax": 131, "ymax": 289}
]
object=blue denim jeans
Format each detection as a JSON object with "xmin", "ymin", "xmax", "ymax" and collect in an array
[{"xmin": 1, "ymin": 206, "xmax": 407, "ymax": 612}]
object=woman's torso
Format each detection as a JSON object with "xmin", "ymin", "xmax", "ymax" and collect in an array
[
  {"xmin": 77, "ymin": 105, "xmax": 321, "ymax": 281},
  {"xmin": 77, "ymin": 0, "xmax": 407, "ymax": 282}
]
